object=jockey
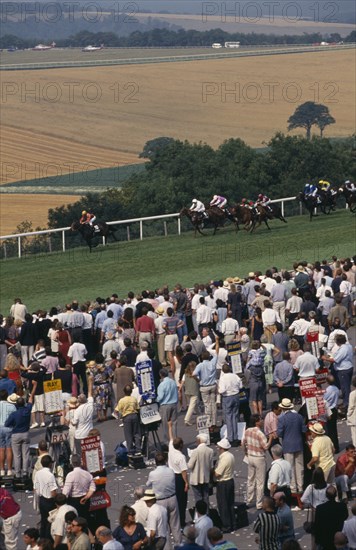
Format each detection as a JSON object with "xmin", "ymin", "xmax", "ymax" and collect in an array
[
  {"xmin": 345, "ymin": 180, "xmax": 356, "ymax": 192},
  {"xmin": 255, "ymin": 193, "xmax": 271, "ymax": 207},
  {"xmin": 190, "ymin": 198, "xmax": 206, "ymax": 213},
  {"xmin": 80, "ymin": 210, "xmax": 99, "ymax": 231},
  {"xmin": 318, "ymin": 179, "xmax": 331, "ymax": 192},
  {"xmin": 241, "ymin": 198, "xmax": 255, "ymax": 209},
  {"xmin": 210, "ymin": 195, "xmax": 227, "ymax": 209}
]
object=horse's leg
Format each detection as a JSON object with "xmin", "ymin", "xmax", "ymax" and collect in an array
[{"xmin": 264, "ymin": 219, "xmax": 271, "ymax": 230}]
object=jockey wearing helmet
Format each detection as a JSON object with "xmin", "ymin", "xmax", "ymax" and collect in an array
[
  {"xmin": 304, "ymin": 183, "xmax": 321, "ymax": 204},
  {"xmin": 345, "ymin": 180, "xmax": 356, "ymax": 193},
  {"xmin": 318, "ymin": 179, "xmax": 331, "ymax": 193},
  {"xmin": 210, "ymin": 195, "xmax": 227, "ymax": 209},
  {"xmin": 190, "ymin": 198, "xmax": 205, "ymax": 213},
  {"xmin": 255, "ymin": 193, "xmax": 271, "ymax": 207},
  {"xmin": 80, "ymin": 210, "xmax": 100, "ymax": 232}
]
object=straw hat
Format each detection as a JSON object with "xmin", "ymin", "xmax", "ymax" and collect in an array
[
  {"xmin": 226, "ymin": 277, "xmax": 234, "ymax": 284},
  {"xmin": 223, "ymin": 280, "xmax": 230, "ymax": 289},
  {"xmin": 7, "ymin": 393, "xmax": 19, "ymax": 404},
  {"xmin": 155, "ymin": 306, "xmax": 164, "ymax": 315},
  {"xmin": 67, "ymin": 397, "xmax": 78, "ymax": 408},
  {"xmin": 142, "ymin": 489, "xmax": 156, "ymax": 501},
  {"xmin": 279, "ymin": 398, "xmax": 294, "ymax": 410},
  {"xmin": 86, "ymin": 360, "xmax": 96, "ymax": 368},
  {"xmin": 296, "ymin": 265, "xmax": 305, "ymax": 272},
  {"xmin": 233, "ymin": 277, "xmax": 243, "ymax": 284},
  {"xmin": 248, "ymin": 272, "xmax": 255, "ymax": 278},
  {"xmin": 217, "ymin": 438, "xmax": 231, "ymax": 450},
  {"xmin": 309, "ymin": 422, "xmax": 325, "ymax": 435}
]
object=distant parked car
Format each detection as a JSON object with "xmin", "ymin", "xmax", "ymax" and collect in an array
[{"xmin": 212, "ymin": 43, "xmax": 222, "ymax": 49}]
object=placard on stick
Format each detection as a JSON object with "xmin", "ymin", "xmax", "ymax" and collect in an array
[{"xmin": 44, "ymin": 379, "xmax": 63, "ymax": 414}]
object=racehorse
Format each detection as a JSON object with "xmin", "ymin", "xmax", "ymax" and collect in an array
[
  {"xmin": 179, "ymin": 206, "xmax": 227, "ymax": 236},
  {"xmin": 70, "ymin": 220, "xmax": 118, "ymax": 252},
  {"xmin": 338, "ymin": 184, "xmax": 356, "ymax": 213},
  {"xmin": 297, "ymin": 192, "xmax": 319, "ymax": 221},
  {"xmin": 265, "ymin": 204, "xmax": 288, "ymax": 224},
  {"xmin": 318, "ymin": 188, "xmax": 338, "ymax": 214}
]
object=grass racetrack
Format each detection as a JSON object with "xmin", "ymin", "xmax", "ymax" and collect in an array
[{"xmin": 0, "ymin": 209, "xmax": 355, "ymax": 312}]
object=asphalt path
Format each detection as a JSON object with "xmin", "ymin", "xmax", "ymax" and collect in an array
[{"xmin": 13, "ymin": 326, "xmax": 356, "ymax": 550}]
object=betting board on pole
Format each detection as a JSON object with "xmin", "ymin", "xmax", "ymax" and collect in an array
[
  {"xmin": 43, "ymin": 379, "xmax": 63, "ymax": 414},
  {"xmin": 135, "ymin": 360, "xmax": 156, "ymax": 400},
  {"xmin": 196, "ymin": 414, "xmax": 211, "ymax": 445},
  {"xmin": 299, "ymin": 377, "xmax": 325, "ymax": 420},
  {"xmin": 226, "ymin": 341, "xmax": 243, "ymax": 374},
  {"xmin": 81, "ymin": 435, "xmax": 103, "ymax": 473}
]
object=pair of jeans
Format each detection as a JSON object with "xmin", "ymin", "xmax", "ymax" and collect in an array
[
  {"xmin": 176, "ymin": 311, "xmax": 187, "ymax": 343},
  {"xmin": 337, "ymin": 367, "xmax": 353, "ymax": 407},
  {"xmin": 222, "ymin": 394, "xmax": 240, "ymax": 442}
]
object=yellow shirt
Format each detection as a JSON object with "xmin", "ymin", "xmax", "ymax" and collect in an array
[
  {"xmin": 116, "ymin": 396, "xmax": 139, "ymax": 417},
  {"xmin": 215, "ymin": 451, "xmax": 235, "ymax": 481},
  {"xmin": 311, "ymin": 435, "xmax": 335, "ymax": 475}
]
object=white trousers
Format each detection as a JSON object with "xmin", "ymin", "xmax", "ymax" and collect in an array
[{"xmin": 3, "ymin": 510, "xmax": 22, "ymax": 550}]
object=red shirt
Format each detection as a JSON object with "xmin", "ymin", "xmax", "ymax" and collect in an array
[
  {"xmin": 0, "ymin": 489, "xmax": 20, "ymax": 519},
  {"xmin": 335, "ymin": 452, "xmax": 356, "ymax": 478},
  {"xmin": 136, "ymin": 315, "xmax": 155, "ymax": 334}
]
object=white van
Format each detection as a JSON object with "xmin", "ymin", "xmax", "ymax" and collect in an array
[{"xmin": 212, "ymin": 43, "xmax": 222, "ymax": 49}]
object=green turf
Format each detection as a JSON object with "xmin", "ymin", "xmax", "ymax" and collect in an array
[
  {"xmin": 0, "ymin": 210, "xmax": 354, "ymax": 312},
  {"xmin": 1, "ymin": 164, "xmax": 145, "ymax": 194}
]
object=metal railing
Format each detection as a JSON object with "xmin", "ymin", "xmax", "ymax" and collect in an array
[{"xmin": 0, "ymin": 196, "xmax": 302, "ymax": 259}]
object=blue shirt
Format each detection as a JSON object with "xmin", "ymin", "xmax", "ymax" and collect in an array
[
  {"xmin": 94, "ymin": 310, "xmax": 107, "ymax": 330},
  {"xmin": 193, "ymin": 356, "xmax": 218, "ymax": 386},
  {"xmin": 333, "ymin": 343, "xmax": 353, "ymax": 371},
  {"xmin": 147, "ymin": 465, "xmax": 176, "ymax": 498},
  {"xmin": 156, "ymin": 377, "xmax": 178, "ymax": 405},
  {"xmin": 324, "ymin": 384, "xmax": 340, "ymax": 409},
  {"xmin": 277, "ymin": 411, "xmax": 306, "ymax": 453},
  {"xmin": 5, "ymin": 403, "xmax": 33, "ymax": 433},
  {"xmin": 273, "ymin": 360, "xmax": 294, "ymax": 386},
  {"xmin": 0, "ymin": 379, "xmax": 16, "ymax": 395},
  {"xmin": 277, "ymin": 504, "xmax": 295, "ymax": 542}
]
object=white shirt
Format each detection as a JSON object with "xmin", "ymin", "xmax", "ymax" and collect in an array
[
  {"xmin": 327, "ymin": 329, "xmax": 349, "ymax": 352},
  {"xmin": 195, "ymin": 514, "xmax": 213, "ymax": 549},
  {"xmin": 202, "ymin": 335, "xmax": 213, "ymax": 348},
  {"xmin": 262, "ymin": 277, "xmax": 277, "ymax": 293},
  {"xmin": 343, "ymin": 516, "xmax": 356, "ymax": 547},
  {"xmin": 286, "ymin": 296, "xmax": 303, "ymax": 314},
  {"xmin": 136, "ymin": 351, "xmax": 149, "ymax": 364},
  {"xmin": 73, "ymin": 397, "xmax": 94, "ymax": 439},
  {"xmin": 50, "ymin": 504, "xmax": 77, "ymax": 538},
  {"xmin": 34, "ymin": 467, "xmax": 57, "ymax": 498},
  {"xmin": 154, "ymin": 316, "xmax": 165, "ymax": 335},
  {"xmin": 103, "ymin": 541, "xmax": 124, "ymax": 550},
  {"xmin": 262, "ymin": 308, "xmax": 280, "ymax": 327},
  {"xmin": 207, "ymin": 346, "xmax": 228, "ymax": 370},
  {"xmin": 295, "ymin": 352, "xmax": 319, "ymax": 378},
  {"xmin": 218, "ymin": 373, "xmax": 243, "ymax": 396},
  {"xmin": 68, "ymin": 342, "xmax": 87, "ymax": 364},
  {"xmin": 316, "ymin": 285, "xmax": 334, "ymax": 300},
  {"xmin": 146, "ymin": 503, "xmax": 168, "ymax": 538},
  {"xmin": 82, "ymin": 312, "xmax": 93, "ymax": 330},
  {"xmin": 289, "ymin": 318, "xmax": 310, "ymax": 336},
  {"xmin": 221, "ymin": 318, "xmax": 239, "ymax": 335},
  {"xmin": 340, "ymin": 280, "xmax": 352, "ymax": 296},
  {"xmin": 213, "ymin": 287, "xmax": 229, "ymax": 303},
  {"xmin": 196, "ymin": 305, "xmax": 213, "ymax": 325},
  {"xmin": 168, "ymin": 440, "xmax": 188, "ymax": 474},
  {"xmin": 132, "ymin": 498, "xmax": 149, "ymax": 528},
  {"xmin": 192, "ymin": 294, "xmax": 201, "ymax": 313},
  {"xmin": 268, "ymin": 458, "xmax": 292, "ymax": 489}
]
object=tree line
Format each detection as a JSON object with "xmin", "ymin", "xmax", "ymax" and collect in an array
[
  {"xmin": 1, "ymin": 28, "xmax": 355, "ymax": 49},
  {"xmin": 47, "ymin": 133, "xmax": 356, "ymax": 229}
]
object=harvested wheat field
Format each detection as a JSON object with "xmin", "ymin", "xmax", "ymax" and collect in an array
[
  {"xmin": 0, "ymin": 194, "xmax": 78, "ymax": 234},
  {"xmin": 1, "ymin": 50, "xmax": 354, "ymax": 170},
  {"xmin": 0, "ymin": 127, "xmax": 141, "ymax": 184}
]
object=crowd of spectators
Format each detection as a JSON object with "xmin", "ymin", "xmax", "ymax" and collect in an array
[{"xmin": 0, "ymin": 255, "xmax": 355, "ymax": 550}]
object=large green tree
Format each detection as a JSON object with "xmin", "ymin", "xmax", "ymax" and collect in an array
[{"xmin": 287, "ymin": 102, "xmax": 336, "ymax": 140}]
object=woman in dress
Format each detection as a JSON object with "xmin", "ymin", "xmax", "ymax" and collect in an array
[
  {"xmin": 48, "ymin": 319, "xmax": 60, "ymax": 355},
  {"xmin": 250, "ymin": 307, "xmax": 264, "ymax": 341},
  {"xmin": 91, "ymin": 353, "xmax": 114, "ymax": 422},
  {"xmin": 301, "ymin": 467, "xmax": 329, "ymax": 550},
  {"xmin": 57, "ymin": 322, "xmax": 71, "ymax": 363},
  {"xmin": 4, "ymin": 316, "xmax": 19, "ymax": 346},
  {"xmin": 113, "ymin": 506, "xmax": 148, "ymax": 550}
]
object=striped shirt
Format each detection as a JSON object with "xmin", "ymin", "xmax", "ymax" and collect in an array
[
  {"xmin": 0, "ymin": 401, "xmax": 16, "ymax": 427},
  {"xmin": 162, "ymin": 315, "xmax": 181, "ymax": 335},
  {"xmin": 242, "ymin": 427, "xmax": 269, "ymax": 457},
  {"xmin": 253, "ymin": 510, "xmax": 280, "ymax": 550}
]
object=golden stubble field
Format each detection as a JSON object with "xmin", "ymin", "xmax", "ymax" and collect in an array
[
  {"xmin": 0, "ymin": 49, "xmax": 354, "ymax": 232},
  {"xmin": 0, "ymin": 194, "xmax": 78, "ymax": 235}
]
